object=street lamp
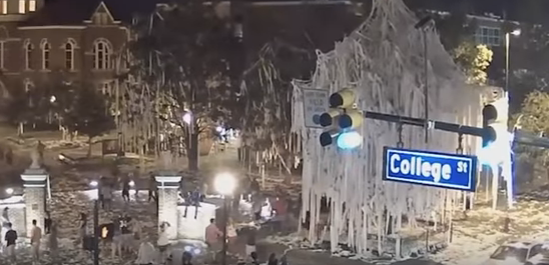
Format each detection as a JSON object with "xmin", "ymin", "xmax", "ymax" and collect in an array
[
  {"xmin": 214, "ymin": 172, "xmax": 236, "ymax": 265},
  {"xmin": 5, "ymin": 188, "xmax": 13, "ymax": 196},
  {"xmin": 505, "ymin": 29, "xmax": 521, "ymax": 92}
]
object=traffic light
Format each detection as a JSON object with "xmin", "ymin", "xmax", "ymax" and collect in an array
[
  {"xmin": 319, "ymin": 88, "xmax": 363, "ymax": 149},
  {"xmin": 482, "ymin": 96, "xmax": 509, "ymax": 148}
]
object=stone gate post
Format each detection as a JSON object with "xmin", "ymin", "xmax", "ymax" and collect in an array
[
  {"xmin": 21, "ymin": 168, "xmax": 48, "ymax": 237},
  {"xmin": 155, "ymin": 173, "xmax": 181, "ymax": 240}
]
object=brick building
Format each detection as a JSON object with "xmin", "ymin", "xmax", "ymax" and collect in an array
[{"xmin": 0, "ymin": 0, "xmax": 156, "ymax": 111}]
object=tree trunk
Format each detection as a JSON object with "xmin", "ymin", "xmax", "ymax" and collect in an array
[
  {"xmin": 188, "ymin": 131, "xmax": 199, "ymax": 171},
  {"xmin": 87, "ymin": 137, "xmax": 93, "ymax": 158}
]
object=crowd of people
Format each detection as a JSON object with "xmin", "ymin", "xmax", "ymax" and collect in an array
[{"xmin": 1, "ymin": 207, "xmax": 54, "ymax": 265}]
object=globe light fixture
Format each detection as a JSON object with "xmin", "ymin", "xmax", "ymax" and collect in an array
[
  {"xmin": 183, "ymin": 112, "xmax": 192, "ymax": 125},
  {"xmin": 90, "ymin": 180, "xmax": 98, "ymax": 187},
  {"xmin": 214, "ymin": 172, "xmax": 236, "ymax": 196},
  {"xmin": 5, "ymin": 188, "xmax": 13, "ymax": 195}
]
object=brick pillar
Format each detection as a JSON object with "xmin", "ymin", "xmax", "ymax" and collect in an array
[
  {"xmin": 155, "ymin": 174, "xmax": 181, "ymax": 240},
  {"xmin": 21, "ymin": 168, "xmax": 48, "ymax": 237}
]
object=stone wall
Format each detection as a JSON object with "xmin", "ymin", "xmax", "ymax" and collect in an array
[{"xmin": 177, "ymin": 203, "xmax": 217, "ymax": 241}]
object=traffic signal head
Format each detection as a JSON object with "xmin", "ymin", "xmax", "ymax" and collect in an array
[
  {"xmin": 318, "ymin": 88, "xmax": 363, "ymax": 148},
  {"xmin": 319, "ymin": 129, "xmax": 340, "ymax": 147},
  {"xmin": 481, "ymin": 96, "xmax": 509, "ymax": 148},
  {"xmin": 329, "ymin": 88, "xmax": 356, "ymax": 108}
]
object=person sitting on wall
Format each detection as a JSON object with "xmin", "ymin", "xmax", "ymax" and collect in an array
[{"xmin": 183, "ymin": 188, "xmax": 203, "ymax": 219}]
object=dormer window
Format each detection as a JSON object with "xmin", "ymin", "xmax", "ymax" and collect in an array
[
  {"xmin": 94, "ymin": 12, "xmax": 109, "ymax": 25},
  {"xmin": 18, "ymin": 0, "xmax": 25, "ymax": 14}
]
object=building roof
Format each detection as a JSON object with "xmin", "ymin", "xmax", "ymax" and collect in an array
[{"xmin": 21, "ymin": 0, "xmax": 158, "ymax": 27}]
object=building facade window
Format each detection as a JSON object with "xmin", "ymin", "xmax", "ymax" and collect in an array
[
  {"xmin": 2, "ymin": 0, "xmax": 7, "ymax": 14},
  {"xmin": 29, "ymin": 0, "xmax": 35, "ymax": 12},
  {"xmin": 64, "ymin": 40, "xmax": 75, "ymax": 70},
  {"xmin": 101, "ymin": 82, "xmax": 112, "ymax": 96},
  {"xmin": 475, "ymin": 26, "xmax": 501, "ymax": 46},
  {"xmin": 24, "ymin": 41, "xmax": 33, "ymax": 70},
  {"xmin": 41, "ymin": 40, "xmax": 50, "ymax": 70},
  {"xmin": 18, "ymin": 0, "xmax": 25, "ymax": 14},
  {"xmin": 92, "ymin": 39, "xmax": 111, "ymax": 70}
]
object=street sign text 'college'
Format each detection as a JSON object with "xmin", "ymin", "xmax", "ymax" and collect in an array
[{"xmin": 382, "ymin": 147, "xmax": 477, "ymax": 192}]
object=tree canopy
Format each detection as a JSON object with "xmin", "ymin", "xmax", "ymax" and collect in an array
[{"xmin": 126, "ymin": 0, "xmax": 241, "ymax": 170}]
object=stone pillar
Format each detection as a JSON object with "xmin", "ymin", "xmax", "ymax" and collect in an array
[
  {"xmin": 155, "ymin": 174, "xmax": 181, "ymax": 240},
  {"xmin": 21, "ymin": 168, "xmax": 48, "ymax": 237}
]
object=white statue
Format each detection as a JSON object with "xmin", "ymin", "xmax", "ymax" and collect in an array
[{"xmin": 30, "ymin": 148, "xmax": 41, "ymax": 169}]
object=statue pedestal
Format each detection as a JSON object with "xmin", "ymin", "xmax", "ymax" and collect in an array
[
  {"xmin": 155, "ymin": 173, "xmax": 181, "ymax": 240},
  {"xmin": 21, "ymin": 168, "xmax": 48, "ymax": 237}
]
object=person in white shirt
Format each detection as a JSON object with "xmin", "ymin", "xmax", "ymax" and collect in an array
[
  {"xmin": 136, "ymin": 236, "xmax": 157, "ymax": 265},
  {"xmin": 30, "ymin": 219, "xmax": 42, "ymax": 264}
]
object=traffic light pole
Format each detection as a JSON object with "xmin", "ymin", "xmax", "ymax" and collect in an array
[{"xmin": 364, "ymin": 111, "xmax": 549, "ymax": 149}]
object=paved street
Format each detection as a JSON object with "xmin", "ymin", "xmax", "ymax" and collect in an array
[{"xmin": 0, "ymin": 131, "xmax": 451, "ymax": 265}]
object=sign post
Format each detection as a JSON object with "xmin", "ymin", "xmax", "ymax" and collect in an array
[
  {"xmin": 382, "ymin": 147, "xmax": 477, "ymax": 192},
  {"xmin": 302, "ymin": 89, "xmax": 329, "ymax": 128}
]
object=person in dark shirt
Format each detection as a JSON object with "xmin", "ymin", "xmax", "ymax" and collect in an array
[
  {"xmin": 44, "ymin": 211, "xmax": 52, "ymax": 234},
  {"xmin": 5, "ymin": 222, "xmax": 17, "ymax": 263},
  {"xmin": 121, "ymin": 175, "xmax": 131, "ymax": 202}
]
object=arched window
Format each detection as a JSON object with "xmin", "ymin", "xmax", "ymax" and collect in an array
[
  {"xmin": 93, "ymin": 39, "xmax": 111, "ymax": 70},
  {"xmin": 24, "ymin": 40, "xmax": 33, "ymax": 70},
  {"xmin": 41, "ymin": 39, "xmax": 50, "ymax": 70},
  {"xmin": 65, "ymin": 39, "xmax": 76, "ymax": 70}
]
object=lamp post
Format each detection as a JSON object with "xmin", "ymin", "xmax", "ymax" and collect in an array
[
  {"xmin": 505, "ymin": 29, "xmax": 521, "ymax": 92},
  {"xmin": 214, "ymin": 172, "xmax": 237, "ymax": 265}
]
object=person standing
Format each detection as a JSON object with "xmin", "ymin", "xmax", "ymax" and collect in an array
[
  {"xmin": 30, "ymin": 219, "xmax": 42, "ymax": 264},
  {"xmin": 77, "ymin": 213, "xmax": 87, "ymax": 246},
  {"xmin": 148, "ymin": 173, "xmax": 157, "ymax": 202},
  {"xmin": 158, "ymin": 222, "xmax": 171, "ymax": 263},
  {"xmin": 37, "ymin": 140, "xmax": 45, "ymax": 166},
  {"xmin": 1, "ymin": 207, "xmax": 10, "ymax": 252},
  {"xmin": 122, "ymin": 175, "xmax": 131, "ymax": 202},
  {"xmin": 103, "ymin": 183, "xmax": 113, "ymax": 211},
  {"xmin": 44, "ymin": 211, "xmax": 52, "ymax": 235},
  {"xmin": 205, "ymin": 218, "xmax": 223, "ymax": 263},
  {"xmin": 136, "ymin": 236, "xmax": 156, "ymax": 265},
  {"xmin": 49, "ymin": 221, "xmax": 58, "ymax": 261},
  {"xmin": 245, "ymin": 227, "xmax": 257, "ymax": 262},
  {"xmin": 4, "ymin": 222, "xmax": 16, "ymax": 264}
]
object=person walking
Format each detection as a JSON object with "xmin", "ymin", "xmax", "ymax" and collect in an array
[
  {"xmin": 205, "ymin": 218, "xmax": 223, "ymax": 263},
  {"xmin": 30, "ymin": 219, "xmax": 42, "ymax": 264},
  {"xmin": 4, "ymin": 222, "xmax": 16, "ymax": 264}
]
